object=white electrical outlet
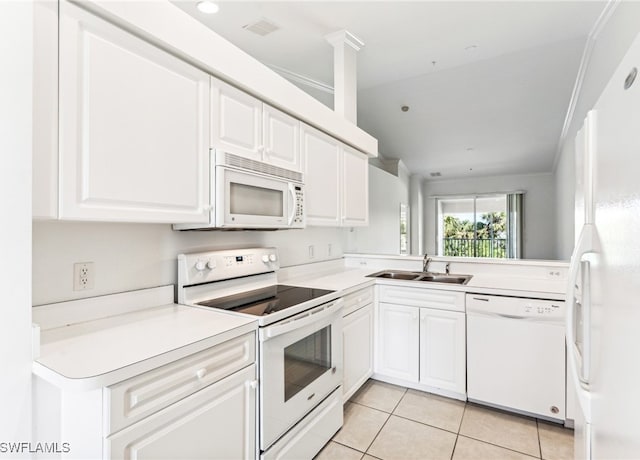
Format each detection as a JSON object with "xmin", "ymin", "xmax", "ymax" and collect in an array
[
  {"xmin": 74, "ymin": 262, "xmax": 95, "ymax": 291},
  {"xmin": 308, "ymin": 245, "xmax": 315, "ymax": 259}
]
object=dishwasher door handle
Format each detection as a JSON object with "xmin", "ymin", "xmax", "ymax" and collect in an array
[
  {"xmin": 496, "ymin": 313, "xmax": 527, "ymax": 320},
  {"xmin": 467, "ymin": 310, "xmax": 540, "ymax": 321}
]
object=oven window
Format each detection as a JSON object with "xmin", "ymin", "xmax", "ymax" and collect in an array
[
  {"xmin": 284, "ymin": 326, "xmax": 331, "ymax": 401},
  {"xmin": 230, "ymin": 182, "xmax": 283, "ymax": 216}
]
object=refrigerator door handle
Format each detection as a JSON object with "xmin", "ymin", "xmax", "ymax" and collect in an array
[{"xmin": 566, "ymin": 223, "xmax": 596, "ymax": 423}]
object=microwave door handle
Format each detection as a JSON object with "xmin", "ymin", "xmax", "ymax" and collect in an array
[{"xmin": 287, "ymin": 184, "xmax": 296, "ymax": 226}]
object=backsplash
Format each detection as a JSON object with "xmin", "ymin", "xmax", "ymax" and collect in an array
[{"xmin": 32, "ymin": 221, "xmax": 346, "ymax": 305}]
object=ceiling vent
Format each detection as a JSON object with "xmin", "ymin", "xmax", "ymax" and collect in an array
[
  {"xmin": 243, "ymin": 19, "xmax": 279, "ymax": 36},
  {"xmin": 430, "ymin": 172, "xmax": 442, "ymax": 177}
]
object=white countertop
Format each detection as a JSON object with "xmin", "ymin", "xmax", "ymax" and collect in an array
[
  {"xmin": 282, "ymin": 267, "xmax": 375, "ymax": 293},
  {"xmin": 33, "ymin": 287, "xmax": 257, "ymax": 390},
  {"xmin": 34, "ymin": 257, "xmax": 567, "ymax": 392},
  {"xmin": 280, "ymin": 261, "xmax": 566, "ymax": 300}
]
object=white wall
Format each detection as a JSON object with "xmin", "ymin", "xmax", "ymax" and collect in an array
[
  {"xmin": 345, "ymin": 165, "xmax": 409, "ymax": 254},
  {"xmin": 554, "ymin": 2, "xmax": 640, "ymax": 260},
  {"xmin": 33, "ymin": 223, "xmax": 346, "ymax": 305},
  {"xmin": 0, "ymin": 1, "xmax": 33, "ymax": 442},
  {"xmin": 423, "ymin": 173, "xmax": 557, "ymax": 260}
]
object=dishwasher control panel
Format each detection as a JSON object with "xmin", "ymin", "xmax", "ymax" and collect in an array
[{"xmin": 466, "ymin": 294, "xmax": 565, "ymax": 321}]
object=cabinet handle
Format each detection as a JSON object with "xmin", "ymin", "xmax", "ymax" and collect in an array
[
  {"xmin": 413, "ymin": 313, "xmax": 418, "ymax": 320},
  {"xmin": 249, "ymin": 380, "xmax": 258, "ymax": 390},
  {"xmin": 196, "ymin": 368, "xmax": 207, "ymax": 379},
  {"xmin": 258, "ymin": 145, "xmax": 265, "ymax": 154}
]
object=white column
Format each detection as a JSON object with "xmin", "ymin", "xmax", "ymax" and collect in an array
[{"xmin": 325, "ymin": 30, "xmax": 364, "ymax": 124}]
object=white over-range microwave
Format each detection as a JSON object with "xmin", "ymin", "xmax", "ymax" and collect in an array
[{"xmin": 174, "ymin": 150, "xmax": 305, "ymax": 230}]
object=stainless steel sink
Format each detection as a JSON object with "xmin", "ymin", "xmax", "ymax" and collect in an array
[
  {"xmin": 416, "ymin": 274, "xmax": 472, "ymax": 285},
  {"xmin": 368, "ymin": 270, "xmax": 423, "ymax": 280},
  {"xmin": 367, "ymin": 270, "xmax": 472, "ymax": 285}
]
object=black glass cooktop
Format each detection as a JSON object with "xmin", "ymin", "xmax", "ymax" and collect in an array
[{"xmin": 197, "ymin": 284, "xmax": 334, "ymax": 316}]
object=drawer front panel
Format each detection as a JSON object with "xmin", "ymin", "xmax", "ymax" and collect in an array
[
  {"xmin": 106, "ymin": 332, "xmax": 255, "ymax": 435},
  {"xmin": 342, "ymin": 287, "xmax": 374, "ymax": 316},
  {"xmin": 378, "ymin": 285, "xmax": 464, "ymax": 312}
]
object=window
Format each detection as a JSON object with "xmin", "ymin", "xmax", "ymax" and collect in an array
[
  {"xmin": 399, "ymin": 203, "xmax": 409, "ymax": 255},
  {"xmin": 436, "ymin": 193, "xmax": 523, "ymax": 259}
]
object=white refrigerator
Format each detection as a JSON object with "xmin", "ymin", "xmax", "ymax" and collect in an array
[{"xmin": 568, "ymin": 30, "xmax": 640, "ymax": 459}]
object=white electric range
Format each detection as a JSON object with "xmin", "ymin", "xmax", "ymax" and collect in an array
[{"xmin": 177, "ymin": 247, "xmax": 344, "ymax": 459}]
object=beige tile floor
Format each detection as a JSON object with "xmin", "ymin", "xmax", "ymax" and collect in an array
[{"xmin": 316, "ymin": 380, "xmax": 574, "ymax": 460}]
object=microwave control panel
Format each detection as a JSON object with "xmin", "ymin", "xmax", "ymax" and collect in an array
[{"xmin": 294, "ymin": 186, "xmax": 304, "ymax": 225}]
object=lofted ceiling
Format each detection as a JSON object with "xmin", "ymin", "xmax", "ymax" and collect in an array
[{"xmin": 173, "ymin": 1, "xmax": 606, "ymax": 180}]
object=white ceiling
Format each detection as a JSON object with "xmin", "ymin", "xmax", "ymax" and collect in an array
[{"xmin": 174, "ymin": 1, "xmax": 606, "ymax": 180}]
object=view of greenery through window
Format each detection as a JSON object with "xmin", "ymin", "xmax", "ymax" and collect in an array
[
  {"xmin": 443, "ymin": 212, "xmax": 507, "ymax": 258},
  {"xmin": 443, "ymin": 211, "xmax": 507, "ymax": 257}
]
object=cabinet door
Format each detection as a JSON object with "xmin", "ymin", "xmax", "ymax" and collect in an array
[
  {"xmin": 343, "ymin": 303, "xmax": 374, "ymax": 402},
  {"xmin": 376, "ymin": 303, "xmax": 419, "ymax": 382},
  {"xmin": 419, "ymin": 309, "xmax": 466, "ymax": 394},
  {"xmin": 58, "ymin": 2, "xmax": 209, "ymax": 223},
  {"xmin": 342, "ymin": 145, "xmax": 369, "ymax": 226},
  {"xmin": 263, "ymin": 105, "xmax": 301, "ymax": 172},
  {"xmin": 211, "ymin": 77, "xmax": 263, "ymax": 161},
  {"xmin": 302, "ymin": 123, "xmax": 341, "ymax": 226},
  {"xmin": 107, "ymin": 365, "xmax": 257, "ymax": 460},
  {"xmin": 33, "ymin": 0, "xmax": 59, "ymax": 219}
]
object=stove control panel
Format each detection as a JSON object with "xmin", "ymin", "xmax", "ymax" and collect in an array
[
  {"xmin": 224, "ymin": 254, "xmax": 255, "ymax": 267},
  {"xmin": 178, "ymin": 247, "xmax": 279, "ymax": 287}
]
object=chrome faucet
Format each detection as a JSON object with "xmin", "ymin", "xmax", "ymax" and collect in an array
[
  {"xmin": 423, "ymin": 254, "xmax": 432, "ymax": 273},
  {"xmin": 445, "ymin": 262, "xmax": 451, "ymax": 276}
]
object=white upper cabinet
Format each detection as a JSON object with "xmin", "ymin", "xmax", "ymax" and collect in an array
[
  {"xmin": 263, "ymin": 104, "xmax": 302, "ymax": 171},
  {"xmin": 302, "ymin": 123, "xmax": 369, "ymax": 227},
  {"xmin": 342, "ymin": 145, "xmax": 369, "ymax": 226},
  {"xmin": 57, "ymin": 1, "xmax": 210, "ymax": 223},
  {"xmin": 32, "ymin": 1, "xmax": 58, "ymax": 220},
  {"xmin": 302, "ymin": 123, "xmax": 341, "ymax": 226},
  {"xmin": 211, "ymin": 78, "xmax": 263, "ymax": 161},
  {"xmin": 212, "ymin": 78, "xmax": 302, "ymax": 172}
]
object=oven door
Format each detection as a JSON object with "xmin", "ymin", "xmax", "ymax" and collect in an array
[
  {"xmin": 215, "ymin": 166, "xmax": 296, "ymax": 228},
  {"xmin": 259, "ymin": 299, "xmax": 343, "ymax": 451}
]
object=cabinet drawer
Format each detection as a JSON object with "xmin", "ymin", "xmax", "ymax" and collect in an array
[
  {"xmin": 378, "ymin": 285, "xmax": 464, "ymax": 312},
  {"xmin": 106, "ymin": 332, "xmax": 255, "ymax": 435},
  {"xmin": 342, "ymin": 287, "xmax": 374, "ymax": 316}
]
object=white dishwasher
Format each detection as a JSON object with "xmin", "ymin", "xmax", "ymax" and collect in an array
[{"xmin": 466, "ymin": 294, "xmax": 566, "ymax": 421}]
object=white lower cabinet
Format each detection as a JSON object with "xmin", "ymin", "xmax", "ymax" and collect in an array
[
  {"xmin": 107, "ymin": 365, "xmax": 256, "ymax": 460},
  {"xmin": 376, "ymin": 303, "xmax": 420, "ymax": 382},
  {"xmin": 342, "ymin": 288, "xmax": 374, "ymax": 402},
  {"xmin": 375, "ymin": 286, "xmax": 466, "ymax": 398},
  {"xmin": 419, "ymin": 308, "xmax": 466, "ymax": 394},
  {"xmin": 34, "ymin": 332, "xmax": 257, "ymax": 460}
]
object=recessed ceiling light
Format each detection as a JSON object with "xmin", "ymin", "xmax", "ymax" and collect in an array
[
  {"xmin": 401, "ymin": 105, "xmax": 410, "ymax": 112},
  {"xmin": 197, "ymin": 1, "xmax": 219, "ymax": 14},
  {"xmin": 430, "ymin": 172, "xmax": 442, "ymax": 177},
  {"xmin": 466, "ymin": 147, "xmax": 474, "ymax": 152}
]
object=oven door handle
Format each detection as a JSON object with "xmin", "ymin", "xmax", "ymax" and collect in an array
[{"xmin": 263, "ymin": 298, "xmax": 344, "ymax": 340}]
